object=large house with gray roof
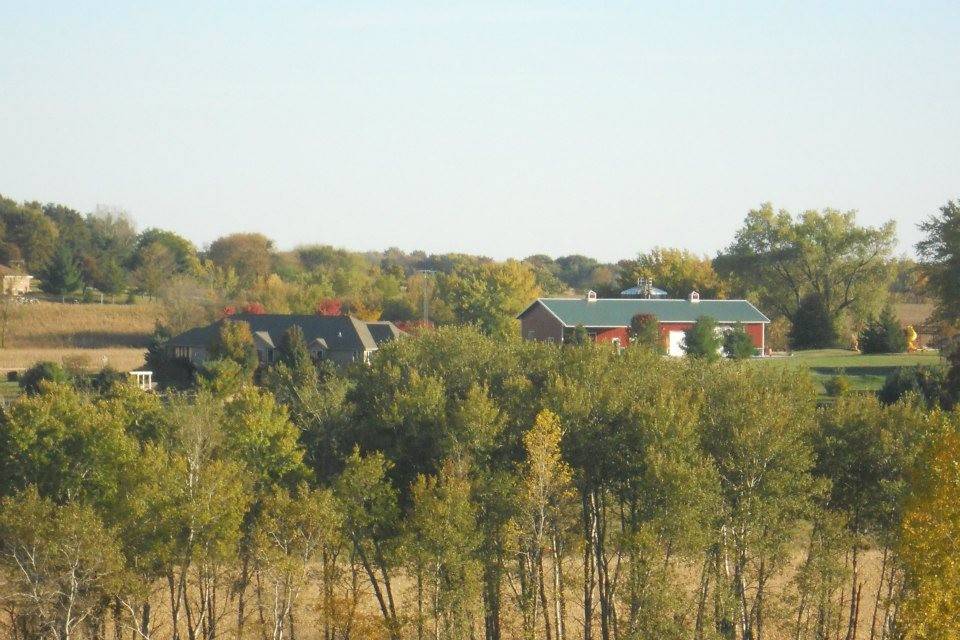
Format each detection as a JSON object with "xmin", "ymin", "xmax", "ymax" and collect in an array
[
  {"xmin": 168, "ymin": 314, "xmax": 404, "ymax": 367},
  {"xmin": 518, "ymin": 291, "xmax": 769, "ymax": 356}
]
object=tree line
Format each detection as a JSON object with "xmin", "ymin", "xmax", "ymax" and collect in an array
[
  {"xmin": 9, "ymin": 192, "xmax": 960, "ymax": 351},
  {"xmin": 1, "ymin": 326, "xmax": 958, "ymax": 639}
]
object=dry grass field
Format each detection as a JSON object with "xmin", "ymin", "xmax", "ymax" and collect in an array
[
  {"xmin": 893, "ymin": 301, "xmax": 934, "ymax": 326},
  {"xmin": 0, "ymin": 347, "xmax": 148, "ymax": 372},
  {"xmin": 0, "ymin": 301, "xmax": 159, "ymax": 372},
  {"xmin": 72, "ymin": 546, "xmax": 887, "ymax": 640}
]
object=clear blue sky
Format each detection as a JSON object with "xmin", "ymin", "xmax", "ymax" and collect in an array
[{"xmin": 1, "ymin": 2, "xmax": 957, "ymax": 261}]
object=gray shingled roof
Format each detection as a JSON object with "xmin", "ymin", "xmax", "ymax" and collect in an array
[
  {"xmin": 519, "ymin": 298, "xmax": 770, "ymax": 326},
  {"xmin": 170, "ymin": 314, "xmax": 403, "ymax": 352},
  {"xmin": 366, "ymin": 321, "xmax": 404, "ymax": 345}
]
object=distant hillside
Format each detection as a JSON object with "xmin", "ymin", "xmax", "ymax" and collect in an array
[
  {"xmin": 894, "ymin": 301, "xmax": 934, "ymax": 327},
  {"xmin": 0, "ymin": 301, "xmax": 159, "ymax": 372},
  {"xmin": 4, "ymin": 301, "xmax": 159, "ymax": 349}
]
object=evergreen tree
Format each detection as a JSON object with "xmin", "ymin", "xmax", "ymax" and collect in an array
[
  {"xmin": 40, "ymin": 246, "xmax": 83, "ymax": 298},
  {"xmin": 278, "ymin": 324, "xmax": 312, "ymax": 370},
  {"xmin": 723, "ymin": 323, "xmax": 756, "ymax": 359},
  {"xmin": 682, "ymin": 315, "xmax": 722, "ymax": 361},
  {"xmin": 629, "ymin": 313, "xmax": 663, "ymax": 352},
  {"xmin": 565, "ymin": 324, "xmax": 589, "ymax": 346},
  {"xmin": 89, "ymin": 256, "xmax": 127, "ymax": 296},
  {"xmin": 859, "ymin": 306, "xmax": 907, "ymax": 354},
  {"xmin": 878, "ymin": 365, "xmax": 951, "ymax": 408},
  {"xmin": 145, "ymin": 323, "xmax": 195, "ymax": 389},
  {"xmin": 790, "ymin": 293, "xmax": 838, "ymax": 349}
]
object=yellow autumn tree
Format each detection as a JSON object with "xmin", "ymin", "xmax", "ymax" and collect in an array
[
  {"xmin": 900, "ymin": 431, "xmax": 960, "ymax": 639},
  {"xmin": 511, "ymin": 409, "xmax": 576, "ymax": 640}
]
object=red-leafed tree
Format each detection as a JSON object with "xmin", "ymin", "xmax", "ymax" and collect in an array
[
  {"xmin": 243, "ymin": 302, "xmax": 267, "ymax": 315},
  {"xmin": 395, "ymin": 320, "xmax": 434, "ymax": 334},
  {"xmin": 222, "ymin": 305, "xmax": 238, "ymax": 317},
  {"xmin": 316, "ymin": 298, "xmax": 343, "ymax": 316}
]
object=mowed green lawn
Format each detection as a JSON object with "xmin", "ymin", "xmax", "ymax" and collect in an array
[{"xmin": 763, "ymin": 349, "xmax": 943, "ymax": 394}]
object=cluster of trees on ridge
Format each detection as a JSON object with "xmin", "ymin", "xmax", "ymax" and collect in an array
[
  {"xmin": 7, "ymin": 193, "xmax": 960, "ymax": 351},
  {"xmin": 3, "ymin": 325, "xmax": 960, "ymax": 640}
]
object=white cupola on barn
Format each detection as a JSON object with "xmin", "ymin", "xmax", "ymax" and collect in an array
[
  {"xmin": 688, "ymin": 291, "xmax": 700, "ymax": 303},
  {"xmin": 586, "ymin": 290, "xmax": 598, "ymax": 302}
]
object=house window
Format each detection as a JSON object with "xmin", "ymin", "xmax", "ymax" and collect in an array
[{"xmin": 174, "ymin": 346, "xmax": 190, "ymax": 359}]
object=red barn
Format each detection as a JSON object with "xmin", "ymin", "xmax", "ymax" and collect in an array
[{"xmin": 518, "ymin": 291, "xmax": 770, "ymax": 356}]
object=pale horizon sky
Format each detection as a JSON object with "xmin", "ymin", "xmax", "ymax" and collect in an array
[{"xmin": 1, "ymin": 2, "xmax": 957, "ymax": 262}]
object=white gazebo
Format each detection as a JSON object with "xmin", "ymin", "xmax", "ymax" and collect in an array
[{"xmin": 129, "ymin": 370, "xmax": 154, "ymax": 391}]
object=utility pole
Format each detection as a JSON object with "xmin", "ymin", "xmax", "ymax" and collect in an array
[{"xmin": 415, "ymin": 269, "xmax": 437, "ymax": 325}]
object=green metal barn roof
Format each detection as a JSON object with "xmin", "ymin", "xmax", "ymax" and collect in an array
[{"xmin": 519, "ymin": 298, "xmax": 770, "ymax": 327}]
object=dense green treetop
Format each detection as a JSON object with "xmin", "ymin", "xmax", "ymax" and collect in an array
[
  {"xmin": 917, "ymin": 199, "xmax": 960, "ymax": 322},
  {"xmin": 716, "ymin": 204, "xmax": 896, "ymax": 336},
  {"xmin": 619, "ymin": 247, "xmax": 725, "ymax": 298}
]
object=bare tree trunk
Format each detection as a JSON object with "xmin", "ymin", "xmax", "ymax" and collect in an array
[
  {"xmin": 879, "ymin": 564, "xmax": 898, "ymax": 640},
  {"xmin": 355, "ymin": 545, "xmax": 400, "ymax": 640},
  {"xmin": 417, "ymin": 570, "xmax": 425, "ymax": 640},
  {"xmin": 713, "ymin": 532, "xmax": 735, "ymax": 640},
  {"xmin": 538, "ymin": 550, "xmax": 552, "ymax": 640},
  {"xmin": 140, "ymin": 603, "xmax": 151, "ymax": 640},
  {"xmin": 835, "ymin": 577, "xmax": 846, "ymax": 640},
  {"xmin": 433, "ymin": 566, "xmax": 441, "ymax": 640},
  {"xmin": 845, "ymin": 544, "xmax": 861, "ymax": 640},
  {"xmin": 236, "ymin": 555, "xmax": 249, "ymax": 640},
  {"xmin": 167, "ymin": 573, "xmax": 182, "ymax": 640},
  {"xmin": 483, "ymin": 561, "xmax": 502, "ymax": 640},
  {"xmin": 374, "ymin": 544, "xmax": 400, "ymax": 633},
  {"xmin": 695, "ymin": 553, "xmax": 711, "ymax": 640},
  {"xmin": 112, "ymin": 599, "xmax": 122, "ymax": 640},
  {"xmin": 734, "ymin": 539, "xmax": 751, "ymax": 640},
  {"xmin": 879, "ymin": 567, "xmax": 899, "ymax": 640},
  {"xmin": 868, "ymin": 548, "xmax": 887, "ymax": 640},
  {"xmin": 552, "ymin": 533, "xmax": 566, "ymax": 640},
  {"xmin": 754, "ymin": 557, "xmax": 768, "ymax": 640},
  {"xmin": 591, "ymin": 491, "xmax": 611, "ymax": 640},
  {"xmin": 581, "ymin": 490, "xmax": 595, "ymax": 640}
]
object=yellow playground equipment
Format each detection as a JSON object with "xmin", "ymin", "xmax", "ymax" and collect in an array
[{"xmin": 906, "ymin": 325, "xmax": 918, "ymax": 352}]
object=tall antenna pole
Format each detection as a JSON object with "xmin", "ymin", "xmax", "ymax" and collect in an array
[{"xmin": 415, "ymin": 269, "xmax": 437, "ymax": 325}]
